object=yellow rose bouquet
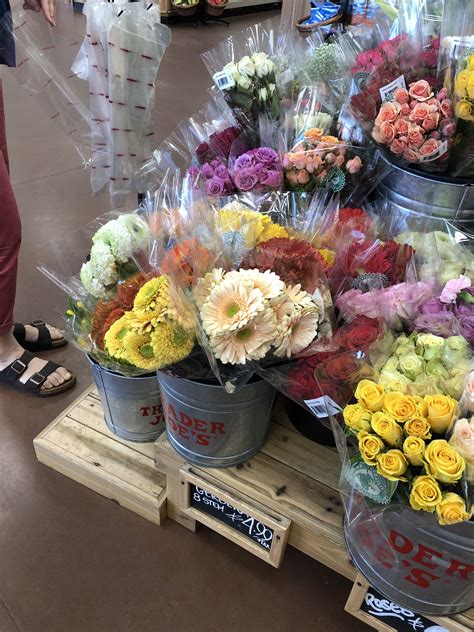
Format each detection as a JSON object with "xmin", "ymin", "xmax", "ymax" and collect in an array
[{"xmin": 340, "ymin": 378, "xmax": 472, "ymax": 526}]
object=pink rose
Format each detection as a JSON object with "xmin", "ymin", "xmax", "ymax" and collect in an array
[
  {"xmin": 430, "ymin": 131, "xmax": 441, "ymax": 140},
  {"xmin": 440, "ymin": 99, "xmax": 453, "ymax": 117},
  {"xmin": 390, "ymin": 137, "xmax": 408, "ymax": 154},
  {"xmin": 422, "ymin": 112, "xmax": 440, "ymax": 131},
  {"xmin": 437, "ymin": 88, "xmax": 447, "ymax": 101},
  {"xmin": 306, "ymin": 153, "xmax": 322, "ymax": 173},
  {"xmin": 449, "ymin": 419, "xmax": 474, "ymax": 478},
  {"xmin": 439, "ymin": 118, "xmax": 456, "ymax": 137},
  {"xmin": 325, "ymin": 152, "xmax": 336, "ymax": 164},
  {"xmin": 372, "ymin": 126, "xmax": 383, "ymax": 144},
  {"xmin": 410, "ymin": 102, "xmax": 430, "ymax": 121},
  {"xmin": 419, "ymin": 138, "xmax": 440, "ymax": 157},
  {"xmin": 286, "ymin": 170, "xmax": 299, "ymax": 186},
  {"xmin": 297, "ymin": 169, "xmax": 311, "ymax": 185},
  {"xmin": 403, "ymin": 148, "xmax": 419, "ymax": 162},
  {"xmin": 375, "ymin": 101, "xmax": 400, "ymax": 125},
  {"xmin": 346, "ymin": 155, "xmax": 362, "ymax": 174},
  {"xmin": 380, "ymin": 121, "xmax": 396, "ymax": 144},
  {"xmin": 334, "ymin": 154, "xmax": 346, "ymax": 168},
  {"xmin": 400, "ymin": 103, "xmax": 411, "ymax": 116},
  {"xmin": 407, "ymin": 125, "xmax": 425, "ymax": 148},
  {"xmin": 394, "ymin": 118, "xmax": 409, "ymax": 135},
  {"xmin": 427, "ymin": 97, "xmax": 438, "ymax": 107},
  {"xmin": 408, "ymin": 79, "xmax": 434, "ymax": 101},
  {"xmin": 391, "ymin": 282, "xmax": 434, "ymax": 320},
  {"xmin": 440, "ymin": 275, "xmax": 472, "ymax": 303},
  {"xmin": 394, "ymin": 88, "xmax": 409, "ymax": 104}
]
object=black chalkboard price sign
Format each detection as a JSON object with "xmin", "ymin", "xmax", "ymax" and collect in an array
[
  {"xmin": 179, "ymin": 468, "xmax": 291, "ymax": 568},
  {"xmin": 361, "ymin": 587, "xmax": 449, "ymax": 632}
]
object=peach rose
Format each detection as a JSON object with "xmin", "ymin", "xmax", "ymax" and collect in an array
[
  {"xmin": 439, "ymin": 118, "xmax": 456, "ymax": 137},
  {"xmin": 409, "ymin": 79, "xmax": 433, "ymax": 101},
  {"xmin": 403, "ymin": 148, "xmax": 419, "ymax": 162},
  {"xmin": 304, "ymin": 127, "xmax": 324, "ymax": 144},
  {"xmin": 394, "ymin": 88, "xmax": 409, "ymax": 104},
  {"xmin": 372, "ymin": 126, "xmax": 383, "ymax": 143},
  {"xmin": 286, "ymin": 170, "xmax": 299, "ymax": 186},
  {"xmin": 410, "ymin": 102, "xmax": 430, "ymax": 121},
  {"xmin": 380, "ymin": 121, "xmax": 396, "ymax": 144},
  {"xmin": 440, "ymin": 99, "xmax": 453, "ymax": 117},
  {"xmin": 346, "ymin": 155, "xmax": 362, "ymax": 174},
  {"xmin": 394, "ymin": 118, "xmax": 409, "ymax": 135},
  {"xmin": 375, "ymin": 101, "xmax": 400, "ymax": 126},
  {"xmin": 419, "ymin": 138, "xmax": 440, "ymax": 157},
  {"xmin": 390, "ymin": 138, "xmax": 408, "ymax": 154},
  {"xmin": 422, "ymin": 112, "xmax": 440, "ymax": 131},
  {"xmin": 305, "ymin": 153, "xmax": 322, "ymax": 173},
  {"xmin": 334, "ymin": 154, "xmax": 346, "ymax": 168},
  {"xmin": 400, "ymin": 103, "xmax": 411, "ymax": 116},
  {"xmin": 407, "ymin": 125, "xmax": 425, "ymax": 148},
  {"xmin": 325, "ymin": 152, "xmax": 336, "ymax": 164},
  {"xmin": 297, "ymin": 169, "xmax": 310, "ymax": 185}
]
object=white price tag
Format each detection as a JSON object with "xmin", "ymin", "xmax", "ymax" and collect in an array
[
  {"xmin": 213, "ymin": 69, "xmax": 235, "ymax": 91},
  {"xmin": 304, "ymin": 396, "xmax": 342, "ymax": 418},
  {"xmin": 418, "ymin": 139, "xmax": 449, "ymax": 163},
  {"xmin": 379, "ymin": 74, "xmax": 406, "ymax": 102}
]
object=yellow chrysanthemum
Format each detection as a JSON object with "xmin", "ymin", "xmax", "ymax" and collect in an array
[
  {"xmin": 122, "ymin": 331, "xmax": 161, "ymax": 371},
  {"xmin": 150, "ymin": 322, "xmax": 195, "ymax": 368},
  {"xmin": 104, "ymin": 315, "xmax": 131, "ymax": 359},
  {"xmin": 218, "ymin": 207, "xmax": 271, "ymax": 248},
  {"xmin": 258, "ymin": 222, "xmax": 290, "ymax": 244},
  {"xmin": 318, "ymin": 248, "xmax": 336, "ymax": 268},
  {"xmin": 133, "ymin": 276, "xmax": 169, "ymax": 314}
]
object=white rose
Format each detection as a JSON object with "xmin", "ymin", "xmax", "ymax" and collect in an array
[
  {"xmin": 252, "ymin": 51, "xmax": 274, "ymax": 78},
  {"xmin": 238, "ymin": 75, "xmax": 252, "ymax": 90},
  {"xmin": 237, "ymin": 55, "xmax": 255, "ymax": 78},
  {"xmin": 224, "ymin": 61, "xmax": 239, "ymax": 83},
  {"xmin": 268, "ymin": 83, "xmax": 276, "ymax": 95},
  {"xmin": 258, "ymin": 87, "xmax": 267, "ymax": 101}
]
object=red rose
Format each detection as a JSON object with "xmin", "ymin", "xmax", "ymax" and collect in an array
[
  {"xmin": 323, "ymin": 354, "xmax": 360, "ymax": 382},
  {"xmin": 348, "ymin": 240, "xmax": 391, "ymax": 276},
  {"xmin": 383, "ymin": 240, "xmax": 415, "ymax": 284},
  {"xmin": 288, "ymin": 366, "xmax": 321, "ymax": 400},
  {"xmin": 337, "ymin": 321, "xmax": 380, "ymax": 351}
]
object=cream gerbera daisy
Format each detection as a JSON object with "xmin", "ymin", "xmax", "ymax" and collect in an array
[
  {"xmin": 104, "ymin": 315, "xmax": 131, "ymax": 359},
  {"xmin": 210, "ymin": 308, "xmax": 277, "ymax": 365},
  {"xmin": 201, "ymin": 275, "xmax": 266, "ymax": 336},
  {"xmin": 193, "ymin": 268, "xmax": 225, "ymax": 310},
  {"xmin": 227, "ymin": 269, "xmax": 284, "ymax": 300},
  {"xmin": 285, "ymin": 284, "xmax": 315, "ymax": 308},
  {"xmin": 166, "ymin": 278, "xmax": 197, "ymax": 330},
  {"xmin": 273, "ymin": 308, "xmax": 320, "ymax": 358}
]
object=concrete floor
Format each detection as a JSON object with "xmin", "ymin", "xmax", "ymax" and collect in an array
[{"xmin": 0, "ymin": 9, "xmax": 366, "ymax": 632}]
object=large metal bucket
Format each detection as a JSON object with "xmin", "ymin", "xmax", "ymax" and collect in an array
[
  {"xmin": 157, "ymin": 372, "xmax": 276, "ymax": 468},
  {"xmin": 376, "ymin": 158, "xmax": 474, "ymax": 230},
  {"xmin": 344, "ymin": 504, "xmax": 474, "ymax": 615},
  {"xmin": 88, "ymin": 356, "xmax": 164, "ymax": 443}
]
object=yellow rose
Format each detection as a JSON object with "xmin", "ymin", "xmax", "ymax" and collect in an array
[
  {"xmin": 422, "ymin": 395, "xmax": 457, "ymax": 434},
  {"xmin": 358, "ymin": 431, "xmax": 385, "ymax": 466},
  {"xmin": 355, "ymin": 380, "xmax": 385, "ymax": 412},
  {"xmin": 371, "ymin": 412, "xmax": 404, "ymax": 447},
  {"xmin": 436, "ymin": 492, "xmax": 472, "ymax": 526},
  {"xmin": 424, "ymin": 440, "xmax": 465, "ymax": 484},
  {"xmin": 384, "ymin": 392, "xmax": 418, "ymax": 422},
  {"xmin": 376, "ymin": 449, "xmax": 408, "ymax": 481},
  {"xmin": 404, "ymin": 416, "xmax": 432, "ymax": 440},
  {"xmin": 343, "ymin": 404, "xmax": 372, "ymax": 433},
  {"xmin": 455, "ymin": 99, "xmax": 474, "ymax": 121},
  {"xmin": 455, "ymin": 69, "xmax": 470, "ymax": 96},
  {"xmin": 410, "ymin": 475, "xmax": 442, "ymax": 512},
  {"xmin": 467, "ymin": 73, "xmax": 474, "ymax": 100},
  {"xmin": 403, "ymin": 436, "xmax": 425, "ymax": 466}
]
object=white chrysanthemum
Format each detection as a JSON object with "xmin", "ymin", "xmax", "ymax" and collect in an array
[
  {"xmin": 117, "ymin": 214, "xmax": 150, "ymax": 250},
  {"xmin": 201, "ymin": 275, "xmax": 266, "ymax": 337},
  {"xmin": 193, "ymin": 268, "xmax": 225, "ymax": 310},
  {"xmin": 166, "ymin": 278, "xmax": 197, "ymax": 330},
  {"xmin": 80, "ymin": 261, "xmax": 106, "ymax": 298},
  {"xmin": 93, "ymin": 219, "xmax": 133, "ymax": 264},
  {"xmin": 273, "ymin": 308, "xmax": 320, "ymax": 358},
  {"xmin": 210, "ymin": 308, "xmax": 277, "ymax": 365},
  {"xmin": 90, "ymin": 242, "xmax": 117, "ymax": 286},
  {"xmin": 227, "ymin": 269, "xmax": 284, "ymax": 300}
]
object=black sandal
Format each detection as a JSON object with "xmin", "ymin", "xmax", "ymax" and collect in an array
[
  {"xmin": 0, "ymin": 350, "xmax": 76, "ymax": 398},
  {"xmin": 13, "ymin": 320, "xmax": 68, "ymax": 352}
]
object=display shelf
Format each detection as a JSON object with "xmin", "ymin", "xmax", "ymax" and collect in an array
[{"xmin": 34, "ymin": 386, "xmax": 167, "ymax": 526}]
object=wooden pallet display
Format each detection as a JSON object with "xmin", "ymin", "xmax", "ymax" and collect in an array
[
  {"xmin": 155, "ymin": 399, "xmax": 474, "ymax": 631},
  {"xmin": 34, "ymin": 385, "xmax": 167, "ymax": 525}
]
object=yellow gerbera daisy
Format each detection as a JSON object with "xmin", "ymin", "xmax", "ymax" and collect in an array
[
  {"xmin": 133, "ymin": 276, "xmax": 169, "ymax": 314},
  {"xmin": 104, "ymin": 315, "xmax": 131, "ymax": 359},
  {"xmin": 150, "ymin": 322, "xmax": 195, "ymax": 368},
  {"xmin": 127, "ymin": 308, "xmax": 166, "ymax": 335},
  {"xmin": 122, "ymin": 331, "xmax": 161, "ymax": 371}
]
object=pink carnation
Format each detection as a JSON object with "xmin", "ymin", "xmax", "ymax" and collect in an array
[{"xmin": 440, "ymin": 275, "xmax": 472, "ymax": 303}]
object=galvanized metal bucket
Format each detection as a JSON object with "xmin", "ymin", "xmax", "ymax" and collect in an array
[
  {"xmin": 88, "ymin": 356, "xmax": 165, "ymax": 443},
  {"xmin": 344, "ymin": 504, "xmax": 474, "ymax": 615},
  {"xmin": 157, "ymin": 372, "xmax": 276, "ymax": 468},
  {"xmin": 376, "ymin": 157, "xmax": 474, "ymax": 230}
]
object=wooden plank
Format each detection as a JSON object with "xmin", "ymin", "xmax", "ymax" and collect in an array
[
  {"xmin": 280, "ymin": 0, "xmax": 308, "ymax": 28},
  {"xmin": 34, "ymin": 388, "xmax": 167, "ymax": 526}
]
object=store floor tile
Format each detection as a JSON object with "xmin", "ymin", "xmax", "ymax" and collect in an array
[{"xmin": 0, "ymin": 10, "xmax": 364, "ymax": 632}]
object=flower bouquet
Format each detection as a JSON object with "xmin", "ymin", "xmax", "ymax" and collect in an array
[{"xmin": 230, "ymin": 146, "xmax": 283, "ymax": 193}]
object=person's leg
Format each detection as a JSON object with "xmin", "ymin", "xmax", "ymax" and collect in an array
[{"xmin": 0, "ymin": 81, "xmax": 72, "ymax": 391}]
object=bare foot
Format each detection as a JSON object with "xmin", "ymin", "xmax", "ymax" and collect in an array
[{"xmin": 0, "ymin": 333, "xmax": 71, "ymax": 392}]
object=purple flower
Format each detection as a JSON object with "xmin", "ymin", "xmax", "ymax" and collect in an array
[
  {"xmin": 234, "ymin": 167, "xmax": 259, "ymax": 192},
  {"xmin": 458, "ymin": 316, "xmax": 474, "ymax": 344},
  {"xmin": 254, "ymin": 146, "xmax": 279, "ymax": 165},
  {"xmin": 214, "ymin": 164, "xmax": 229, "ymax": 179},
  {"xmin": 419, "ymin": 297, "xmax": 449, "ymax": 315},
  {"xmin": 196, "ymin": 142, "xmax": 212, "ymax": 164},
  {"xmin": 454, "ymin": 302, "xmax": 474, "ymax": 317},
  {"xmin": 211, "ymin": 158, "xmax": 222, "ymax": 169},
  {"xmin": 260, "ymin": 169, "xmax": 283, "ymax": 189},
  {"xmin": 205, "ymin": 176, "xmax": 226, "ymax": 196},
  {"xmin": 223, "ymin": 178, "xmax": 236, "ymax": 194},
  {"xmin": 200, "ymin": 162, "xmax": 215, "ymax": 180},
  {"xmin": 235, "ymin": 153, "xmax": 255, "ymax": 170},
  {"xmin": 187, "ymin": 165, "xmax": 199, "ymax": 180},
  {"xmin": 414, "ymin": 312, "xmax": 457, "ymax": 338}
]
